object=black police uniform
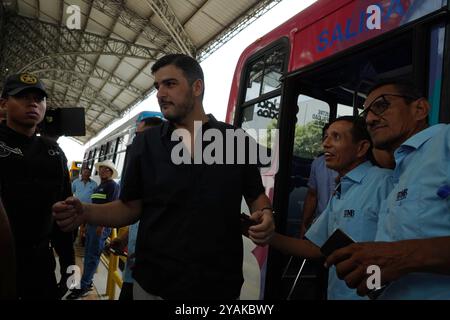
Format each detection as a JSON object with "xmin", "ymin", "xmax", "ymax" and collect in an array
[{"xmin": 0, "ymin": 124, "xmax": 72, "ymax": 299}]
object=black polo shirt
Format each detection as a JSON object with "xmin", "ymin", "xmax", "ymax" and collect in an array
[{"xmin": 120, "ymin": 115, "xmax": 265, "ymax": 299}]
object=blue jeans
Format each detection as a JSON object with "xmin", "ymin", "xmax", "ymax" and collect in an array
[{"xmin": 80, "ymin": 224, "xmax": 111, "ymax": 289}]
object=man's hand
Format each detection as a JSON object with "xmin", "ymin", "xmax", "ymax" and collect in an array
[
  {"xmin": 325, "ymin": 241, "xmax": 412, "ymax": 296},
  {"xmin": 109, "ymin": 236, "xmax": 128, "ymax": 252},
  {"xmin": 52, "ymin": 197, "xmax": 86, "ymax": 232},
  {"xmin": 248, "ymin": 209, "xmax": 275, "ymax": 245}
]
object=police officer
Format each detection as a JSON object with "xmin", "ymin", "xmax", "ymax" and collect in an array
[{"xmin": 0, "ymin": 73, "xmax": 73, "ymax": 299}]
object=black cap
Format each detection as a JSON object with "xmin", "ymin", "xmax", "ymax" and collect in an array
[{"xmin": 1, "ymin": 73, "xmax": 48, "ymax": 98}]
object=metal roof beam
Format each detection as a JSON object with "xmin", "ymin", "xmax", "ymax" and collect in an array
[
  {"xmin": 6, "ymin": 15, "xmax": 162, "ymax": 66},
  {"xmin": 76, "ymin": 1, "xmax": 124, "ymax": 125},
  {"xmin": 33, "ymin": 67, "xmax": 138, "ymax": 94},
  {"xmin": 198, "ymin": 0, "xmax": 282, "ymax": 60},
  {"xmin": 0, "ymin": 14, "xmax": 146, "ymax": 108},
  {"xmin": 49, "ymin": 90, "xmax": 117, "ymax": 117},
  {"xmin": 42, "ymin": 78, "xmax": 122, "ymax": 116},
  {"xmin": 90, "ymin": 0, "xmax": 178, "ymax": 53},
  {"xmin": 144, "ymin": 0, "xmax": 196, "ymax": 57},
  {"xmin": 0, "ymin": 18, "xmax": 124, "ymax": 118}
]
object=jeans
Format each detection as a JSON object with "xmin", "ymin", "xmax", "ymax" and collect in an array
[{"xmin": 80, "ymin": 224, "xmax": 110, "ymax": 289}]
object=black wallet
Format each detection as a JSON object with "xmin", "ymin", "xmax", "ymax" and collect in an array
[
  {"xmin": 320, "ymin": 228, "xmax": 355, "ymax": 256},
  {"xmin": 240, "ymin": 213, "xmax": 257, "ymax": 237}
]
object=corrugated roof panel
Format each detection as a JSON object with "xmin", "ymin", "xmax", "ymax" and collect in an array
[
  {"xmin": 101, "ymin": 84, "xmax": 122, "ymax": 99},
  {"xmin": 84, "ymin": 8, "xmax": 114, "ymax": 36},
  {"xmin": 115, "ymin": 61, "xmax": 141, "ymax": 82},
  {"xmin": 125, "ymin": 0, "xmax": 154, "ymax": 18},
  {"xmin": 87, "ymin": 78, "xmax": 104, "ymax": 90},
  {"xmin": 97, "ymin": 56, "xmax": 122, "ymax": 72},
  {"xmin": 112, "ymin": 23, "xmax": 139, "ymax": 42},
  {"xmin": 114, "ymin": 91, "xmax": 137, "ymax": 106},
  {"xmin": 167, "ymin": 0, "xmax": 197, "ymax": 23},
  {"xmin": 17, "ymin": 0, "xmax": 36, "ymax": 18}
]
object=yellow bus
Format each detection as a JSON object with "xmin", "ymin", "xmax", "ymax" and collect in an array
[{"xmin": 69, "ymin": 161, "xmax": 83, "ymax": 181}]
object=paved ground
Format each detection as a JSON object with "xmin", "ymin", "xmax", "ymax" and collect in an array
[{"xmin": 55, "ymin": 240, "xmax": 121, "ymax": 300}]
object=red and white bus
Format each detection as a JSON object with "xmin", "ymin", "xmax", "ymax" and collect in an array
[{"xmin": 227, "ymin": 0, "xmax": 449, "ymax": 299}]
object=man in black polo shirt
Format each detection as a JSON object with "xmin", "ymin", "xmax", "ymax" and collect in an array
[{"xmin": 53, "ymin": 54, "xmax": 275, "ymax": 300}]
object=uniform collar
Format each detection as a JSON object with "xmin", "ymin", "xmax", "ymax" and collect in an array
[
  {"xmin": 342, "ymin": 161, "xmax": 373, "ymax": 185},
  {"xmin": 396, "ymin": 124, "xmax": 445, "ymax": 154},
  {"xmin": 393, "ymin": 124, "xmax": 446, "ymax": 165},
  {"xmin": 0, "ymin": 123, "xmax": 37, "ymax": 144}
]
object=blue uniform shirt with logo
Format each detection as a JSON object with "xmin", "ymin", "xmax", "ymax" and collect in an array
[
  {"xmin": 307, "ymin": 155, "xmax": 338, "ymax": 216},
  {"xmin": 376, "ymin": 124, "xmax": 450, "ymax": 300},
  {"xmin": 306, "ymin": 161, "xmax": 394, "ymax": 300},
  {"xmin": 72, "ymin": 178, "xmax": 98, "ymax": 203}
]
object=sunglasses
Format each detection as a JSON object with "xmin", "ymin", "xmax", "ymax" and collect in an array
[{"xmin": 359, "ymin": 94, "xmax": 419, "ymax": 119}]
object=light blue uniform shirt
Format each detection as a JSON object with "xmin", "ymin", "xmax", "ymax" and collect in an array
[
  {"xmin": 308, "ymin": 155, "xmax": 338, "ymax": 216},
  {"xmin": 123, "ymin": 221, "xmax": 139, "ymax": 283},
  {"xmin": 306, "ymin": 161, "xmax": 393, "ymax": 300},
  {"xmin": 71, "ymin": 178, "xmax": 98, "ymax": 203},
  {"xmin": 376, "ymin": 124, "xmax": 450, "ymax": 300}
]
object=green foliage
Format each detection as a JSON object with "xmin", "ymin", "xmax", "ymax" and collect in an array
[{"xmin": 293, "ymin": 120, "xmax": 323, "ymax": 159}]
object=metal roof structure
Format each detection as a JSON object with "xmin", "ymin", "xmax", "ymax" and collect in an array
[{"xmin": 0, "ymin": 0, "xmax": 281, "ymax": 143}]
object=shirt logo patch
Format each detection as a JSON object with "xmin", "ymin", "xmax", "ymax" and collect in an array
[
  {"xmin": 343, "ymin": 209, "xmax": 355, "ymax": 218},
  {"xmin": 48, "ymin": 148, "xmax": 61, "ymax": 156},
  {"xmin": 396, "ymin": 189, "xmax": 408, "ymax": 201},
  {"xmin": 0, "ymin": 141, "xmax": 24, "ymax": 157}
]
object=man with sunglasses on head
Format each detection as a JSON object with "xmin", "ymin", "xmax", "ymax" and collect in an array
[
  {"xmin": 327, "ymin": 79, "xmax": 450, "ymax": 299},
  {"xmin": 0, "ymin": 73, "xmax": 73, "ymax": 299}
]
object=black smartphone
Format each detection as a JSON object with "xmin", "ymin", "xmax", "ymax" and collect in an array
[
  {"xmin": 320, "ymin": 228, "xmax": 355, "ymax": 256},
  {"xmin": 240, "ymin": 213, "xmax": 257, "ymax": 237}
]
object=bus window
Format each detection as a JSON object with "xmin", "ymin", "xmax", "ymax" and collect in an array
[
  {"xmin": 239, "ymin": 44, "xmax": 288, "ymax": 160},
  {"xmin": 288, "ymin": 95, "xmax": 331, "ymax": 238},
  {"xmin": 245, "ymin": 59, "xmax": 265, "ymax": 102},
  {"xmin": 245, "ymin": 48, "xmax": 285, "ymax": 102},
  {"xmin": 337, "ymin": 103, "xmax": 354, "ymax": 117},
  {"xmin": 241, "ymin": 96, "xmax": 280, "ymax": 143}
]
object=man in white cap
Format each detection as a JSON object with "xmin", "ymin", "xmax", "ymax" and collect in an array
[{"xmin": 66, "ymin": 159, "xmax": 120, "ymax": 299}]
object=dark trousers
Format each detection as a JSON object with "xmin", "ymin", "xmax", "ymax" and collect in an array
[
  {"xmin": 17, "ymin": 244, "xmax": 58, "ymax": 300},
  {"xmin": 118, "ymin": 282, "xmax": 134, "ymax": 300}
]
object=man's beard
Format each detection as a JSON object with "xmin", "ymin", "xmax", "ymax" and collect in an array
[{"xmin": 162, "ymin": 94, "xmax": 195, "ymax": 124}]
